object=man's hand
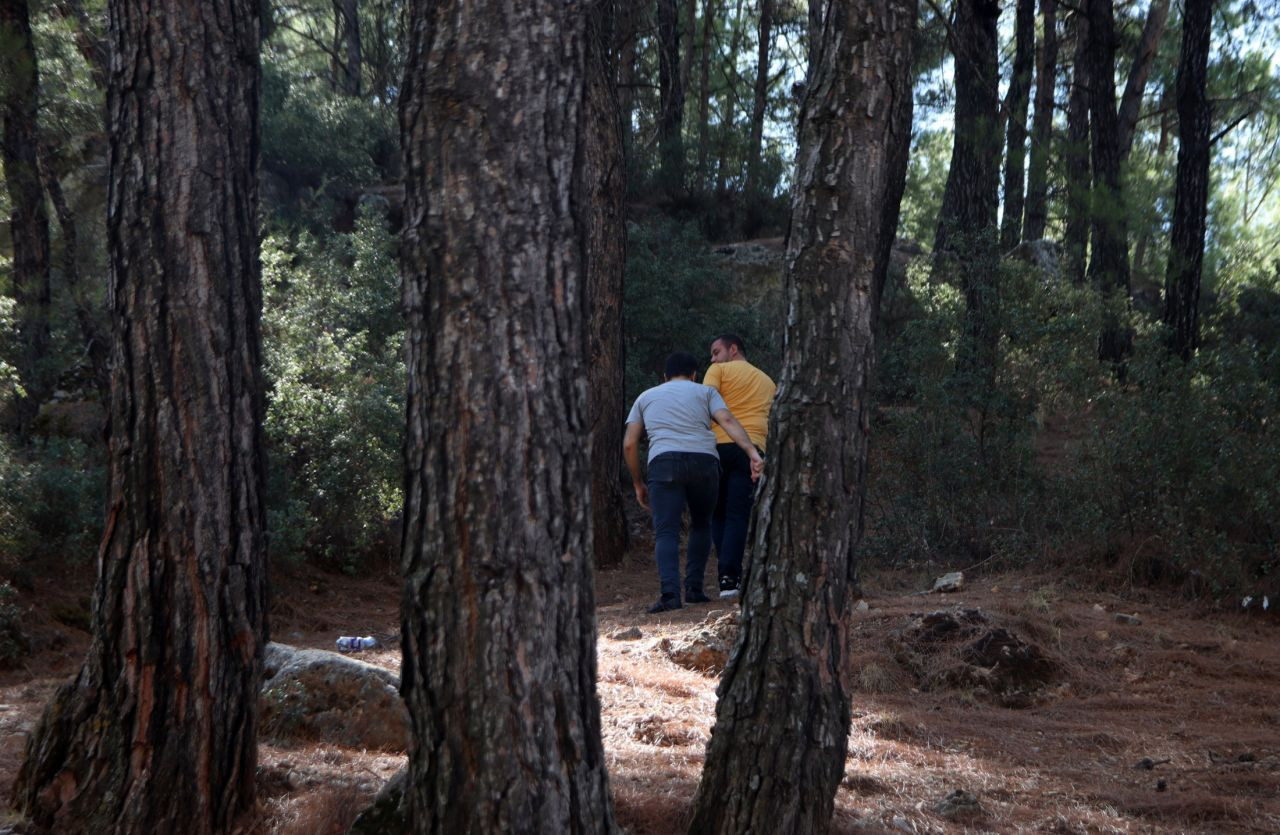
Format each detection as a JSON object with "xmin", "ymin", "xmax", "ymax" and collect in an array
[
  {"xmin": 633, "ymin": 482, "xmax": 650, "ymax": 510},
  {"xmin": 749, "ymin": 453, "xmax": 765, "ymax": 482}
]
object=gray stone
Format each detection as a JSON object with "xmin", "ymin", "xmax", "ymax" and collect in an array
[
  {"xmin": 1114, "ymin": 613, "xmax": 1142, "ymax": 626},
  {"xmin": 611, "ymin": 626, "xmax": 644, "ymax": 641},
  {"xmin": 932, "ymin": 571, "xmax": 965, "ymax": 593},
  {"xmin": 348, "ymin": 768, "xmax": 409, "ymax": 835},
  {"xmin": 933, "ymin": 788, "xmax": 984, "ymax": 819},
  {"xmin": 259, "ymin": 642, "xmax": 408, "ymax": 753}
]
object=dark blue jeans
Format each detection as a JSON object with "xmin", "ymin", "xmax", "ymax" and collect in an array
[
  {"xmin": 712, "ymin": 442, "xmax": 756, "ymax": 582},
  {"xmin": 647, "ymin": 451, "xmax": 720, "ymax": 598}
]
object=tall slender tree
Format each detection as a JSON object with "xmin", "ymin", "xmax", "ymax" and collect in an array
[
  {"xmin": 696, "ymin": 0, "xmax": 716, "ymax": 188},
  {"xmin": 1001, "ymin": 0, "xmax": 1037, "ymax": 250},
  {"xmin": 743, "ymin": 0, "xmax": 774, "ymax": 209},
  {"xmin": 1085, "ymin": 0, "xmax": 1132, "ymax": 367},
  {"xmin": 334, "ymin": 0, "xmax": 362, "ymax": 95},
  {"xmin": 398, "ymin": 1, "xmax": 617, "ymax": 831},
  {"xmin": 1164, "ymin": 0, "xmax": 1215, "ymax": 360},
  {"xmin": 585, "ymin": 1, "xmax": 630, "ymax": 568},
  {"xmin": 657, "ymin": 0, "xmax": 686, "ymax": 196},
  {"xmin": 1117, "ymin": 0, "xmax": 1171, "ymax": 158},
  {"xmin": 12, "ymin": 0, "xmax": 268, "ymax": 831},
  {"xmin": 1063, "ymin": 8, "xmax": 1091, "ymax": 283},
  {"xmin": 1, "ymin": 0, "xmax": 54, "ymax": 430},
  {"xmin": 1023, "ymin": 0, "xmax": 1058, "ymax": 241},
  {"xmin": 688, "ymin": 0, "xmax": 915, "ymax": 830}
]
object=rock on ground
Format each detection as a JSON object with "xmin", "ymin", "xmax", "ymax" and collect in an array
[{"xmin": 259, "ymin": 642, "xmax": 408, "ymax": 753}]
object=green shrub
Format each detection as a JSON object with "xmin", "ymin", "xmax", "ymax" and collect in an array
[
  {"xmin": 0, "ymin": 436, "xmax": 106, "ymax": 567},
  {"xmin": 262, "ymin": 209, "xmax": 404, "ymax": 572}
]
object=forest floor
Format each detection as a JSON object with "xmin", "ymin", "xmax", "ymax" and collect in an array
[{"xmin": 1, "ymin": 553, "xmax": 1277, "ymax": 834}]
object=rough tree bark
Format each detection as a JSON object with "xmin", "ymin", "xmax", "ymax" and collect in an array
[
  {"xmin": 1023, "ymin": 0, "xmax": 1057, "ymax": 241},
  {"xmin": 398, "ymin": 1, "xmax": 617, "ymax": 832},
  {"xmin": 1063, "ymin": 8, "xmax": 1091, "ymax": 283},
  {"xmin": 0, "ymin": 0, "xmax": 54, "ymax": 430},
  {"xmin": 585, "ymin": 1, "xmax": 630, "ymax": 569},
  {"xmin": 1085, "ymin": 0, "xmax": 1132, "ymax": 367},
  {"xmin": 1117, "ymin": 0, "xmax": 1170, "ymax": 158},
  {"xmin": 12, "ymin": 0, "xmax": 268, "ymax": 832},
  {"xmin": 933, "ymin": 0, "xmax": 1001, "ymax": 388},
  {"xmin": 658, "ymin": 0, "xmax": 686, "ymax": 196},
  {"xmin": 1163, "ymin": 0, "xmax": 1214, "ymax": 361},
  {"xmin": 687, "ymin": 0, "xmax": 915, "ymax": 831},
  {"xmin": 1000, "ymin": 0, "xmax": 1036, "ymax": 250}
]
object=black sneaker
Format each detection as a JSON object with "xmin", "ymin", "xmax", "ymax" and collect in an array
[
  {"xmin": 718, "ymin": 575, "xmax": 740, "ymax": 598},
  {"xmin": 646, "ymin": 594, "xmax": 682, "ymax": 614},
  {"xmin": 685, "ymin": 590, "xmax": 711, "ymax": 604}
]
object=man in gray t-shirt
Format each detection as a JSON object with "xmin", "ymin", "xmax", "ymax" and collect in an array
[{"xmin": 623, "ymin": 352, "xmax": 764, "ymax": 614}]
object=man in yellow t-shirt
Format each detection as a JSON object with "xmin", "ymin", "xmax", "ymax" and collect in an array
[{"xmin": 704, "ymin": 333, "xmax": 777, "ymax": 598}]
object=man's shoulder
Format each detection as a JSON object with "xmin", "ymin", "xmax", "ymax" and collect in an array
[{"xmin": 729, "ymin": 360, "xmax": 774, "ymax": 385}]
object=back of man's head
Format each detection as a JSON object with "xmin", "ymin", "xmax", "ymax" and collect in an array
[{"xmin": 664, "ymin": 352, "xmax": 699, "ymax": 380}]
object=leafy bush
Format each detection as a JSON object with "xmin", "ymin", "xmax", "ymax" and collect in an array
[
  {"xmin": 0, "ymin": 581, "xmax": 28, "ymax": 669},
  {"xmin": 262, "ymin": 209, "xmax": 404, "ymax": 572},
  {"xmin": 0, "ymin": 436, "xmax": 106, "ymax": 567}
]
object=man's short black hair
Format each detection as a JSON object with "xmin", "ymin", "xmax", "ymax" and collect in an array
[
  {"xmin": 714, "ymin": 333, "xmax": 746, "ymax": 354},
  {"xmin": 664, "ymin": 352, "xmax": 699, "ymax": 379}
]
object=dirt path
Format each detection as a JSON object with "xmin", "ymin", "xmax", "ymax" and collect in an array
[{"xmin": 2, "ymin": 560, "xmax": 1277, "ymax": 833}]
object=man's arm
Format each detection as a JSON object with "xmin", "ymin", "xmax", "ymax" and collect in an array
[
  {"xmin": 712, "ymin": 408, "xmax": 765, "ymax": 481},
  {"xmin": 622, "ymin": 420, "xmax": 649, "ymax": 509}
]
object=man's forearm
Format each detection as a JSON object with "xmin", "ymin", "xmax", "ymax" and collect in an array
[{"xmin": 624, "ymin": 444, "xmax": 644, "ymax": 486}]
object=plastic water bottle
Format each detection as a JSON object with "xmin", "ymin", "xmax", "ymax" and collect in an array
[{"xmin": 335, "ymin": 635, "xmax": 378, "ymax": 652}]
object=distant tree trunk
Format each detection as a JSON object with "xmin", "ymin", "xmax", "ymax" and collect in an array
[
  {"xmin": 1134, "ymin": 94, "xmax": 1172, "ymax": 272},
  {"xmin": 1023, "ymin": 0, "xmax": 1057, "ymax": 241},
  {"xmin": 1163, "ymin": 0, "xmax": 1213, "ymax": 361},
  {"xmin": 12, "ymin": 1, "xmax": 268, "ymax": 831},
  {"xmin": 743, "ymin": 0, "xmax": 774, "ymax": 207},
  {"xmin": 38, "ymin": 146, "xmax": 109, "ymax": 397},
  {"xmin": 681, "ymin": 0, "xmax": 697, "ymax": 104},
  {"xmin": 1117, "ymin": 0, "xmax": 1170, "ymax": 158},
  {"xmin": 52, "ymin": 0, "xmax": 109, "ymax": 90},
  {"xmin": 398, "ymin": 2, "xmax": 617, "ymax": 832},
  {"xmin": 335, "ymin": 0, "xmax": 362, "ymax": 96},
  {"xmin": 0, "ymin": 0, "xmax": 54, "ymax": 430},
  {"xmin": 585, "ymin": 2, "xmax": 630, "ymax": 568},
  {"xmin": 714, "ymin": 0, "xmax": 747, "ymax": 198},
  {"xmin": 1063, "ymin": 8, "xmax": 1091, "ymax": 283},
  {"xmin": 688, "ymin": 0, "xmax": 915, "ymax": 831},
  {"xmin": 657, "ymin": 0, "xmax": 686, "ymax": 196},
  {"xmin": 616, "ymin": 0, "xmax": 638, "ymax": 156},
  {"xmin": 1085, "ymin": 0, "xmax": 1131, "ymax": 367},
  {"xmin": 934, "ymin": 0, "xmax": 1001, "ymax": 388},
  {"xmin": 1000, "ymin": 0, "xmax": 1036, "ymax": 250},
  {"xmin": 696, "ymin": 0, "xmax": 715, "ymax": 190}
]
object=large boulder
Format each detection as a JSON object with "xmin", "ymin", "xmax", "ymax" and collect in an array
[{"xmin": 259, "ymin": 642, "xmax": 408, "ymax": 752}]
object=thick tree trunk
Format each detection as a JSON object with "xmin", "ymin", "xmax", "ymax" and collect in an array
[
  {"xmin": 1023, "ymin": 0, "xmax": 1057, "ymax": 241},
  {"xmin": 688, "ymin": 0, "xmax": 915, "ymax": 831},
  {"xmin": 1, "ymin": 0, "xmax": 54, "ymax": 430},
  {"xmin": 335, "ymin": 0, "xmax": 362, "ymax": 96},
  {"xmin": 398, "ymin": 2, "xmax": 617, "ymax": 832},
  {"xmin": 657, "ymin": 0, "xmax": 686, "ymax": 196},
  {"xmin": 1117, "ymin": 0, "xmax": 1170, "ymax": 158},
  {"xmin": 1163, "ymin": 0, "xmax": 1213, "ymax": 361},
  {"xmin": 933, "ymin": 0, "xmax": 1001, "ymax": 388},
  {"xmin": 585, "ymin": 2, "xmax": 630, "ymax": 569},
  {"xmin": 1085, "ymin": 0, "xmax": 1132, "ymax": 367},
  {"xmin": 743, "ymin": 0, "xmax": 773, "ymax": 206},
  {"xmin": 1063, "ymin": 9, "xmax": 1091, "ymax": 284},
  {"xmin": 1000, "ymin": 0, "xmax": 1036, "ymax": 250},
  {"xmin": 12, "ymin": 1, "xmax": 267, "ymax": 832}
]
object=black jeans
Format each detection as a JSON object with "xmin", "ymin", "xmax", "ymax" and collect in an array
[
  {"xmin": 647, "ymin": 451, "xmax": 719, "ymax": 598},
  {"xmin": 712, "ymin": 442, "xmax": 756, "ymax": 581}
]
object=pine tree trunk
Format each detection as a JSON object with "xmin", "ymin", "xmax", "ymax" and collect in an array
[
  {"xmin": 696, "ymin": 0, "xmax": 715, "ymax": 190},
  {"xmin": 688, "ymin": 0, "xmax": 915, "ymax": 831},
  {"xmin": 616, "ymin": 1, "xmax": 638, "ymax": 157},
  {"xmin": 1063, "ymin": 9, "xmax": 1091, "ymax": 284},
  {"xmin": 0, "ymin": 0, "xmax": 54, "ymax": 430},
  {"xmin": 1000, "ymin": 0, "xmax": 1036, "ymax": 251},
  {"xmin": 934, "ymin": 0, "xmax": 1001, "ymax": 389},
  {"xmin": 1085, "ymin": 0, "xmax": 1132, "ymax": 367},
  {"xmin": 1117, "ymin": 0, "xmax": 1170, "ymax": 158},
  {"xmin": 12, "ymin": 1, "xmax": 267, "ymax": 831},
  {"xmin": 1163, "ymin": 0, "xmax": 1213, "ymax": 361},
  {"xmin": 714, "ymin": 0, "xmax": 747, "ymax": 199},
  {"xmin": 585, "ymin": 1, "xmax": 630, "ymax": 569},
  {"xmin": 336, "ymin": 0, "xmax": 362, "ymax": 95},
  {"xmin": 1022, "ymin": 0, "xmax": 1057, "ymax": 241},
  {"xmin": 398, "ymin": 2, "xmax": 617, "ymax": 832},
  {"xmin": 743, "ymin": 0, "xmax": 774, "ymax": 205},
  {"xmin": 657, "ymin": 0, "xmax": 686, "ymax": 197}
]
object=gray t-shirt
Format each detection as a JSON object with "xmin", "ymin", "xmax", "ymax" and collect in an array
[{"xmin": 626, "ymin": 379, "xmax": 728, "ymax": 463}]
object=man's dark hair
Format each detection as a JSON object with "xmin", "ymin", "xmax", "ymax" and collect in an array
[
  {"xmin": 714, "ymin": 333, "xmax": 746, "ymax": 354},
  {"xmin": 664, "ymin": 352, "xmax": 699, "ymax": 379}
]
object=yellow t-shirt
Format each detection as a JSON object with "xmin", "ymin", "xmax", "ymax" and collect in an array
[{"xmin": 703, "ymin": 360, "xmax": 776, "ymax": 450}]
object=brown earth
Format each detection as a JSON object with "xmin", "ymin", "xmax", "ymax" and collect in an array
[{"xmin": 2, "ymin": 556, "xmax": 1277, "ymax": 833}]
